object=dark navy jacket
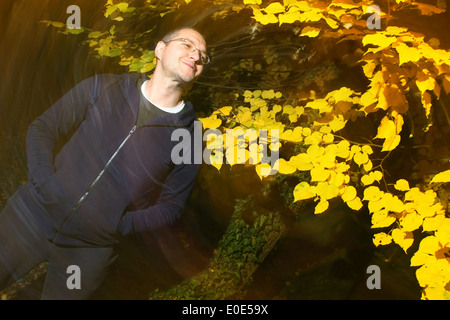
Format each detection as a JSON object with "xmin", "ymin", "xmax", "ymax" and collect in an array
[{"xmin": 23, "ymin": 73, "xmax": 201, "ymax": 247}]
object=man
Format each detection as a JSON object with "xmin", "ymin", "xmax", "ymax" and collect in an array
[{"xmin": 0, "ymin": 27, "xmax": 208, "ymax": 299}]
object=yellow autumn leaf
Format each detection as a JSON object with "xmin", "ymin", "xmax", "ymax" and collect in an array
[
  {"xmin": 371, "ymin": 171, "xmax": 383, "ymax": 181},
  {"xmin": 329, "ymin": 172, "xmax": 345, "ymax": 187},
  {"xmin": 394, "ymin": 179, "xmax": 410, "ymax": 191},
  {"xmin": 384, "ymin": 26, "xmax": 408, "ymax": 36},
  {"xmin": 430, "ymin": 169, "xmax": 450, "ymax": 184},
  {"xmin": 302, "ymin": 127, "xmax": 311, "ymax": 137},
  {"xmin": 422, "ymin": 215, "xmax": 447, "ymax": 232},
  {"xmin": 395, "ymin": 42, "xmax": 422, "ymax": 65},
  {"xmin": 252, "ymin": 9, "xmax": 279, "ymax": 25},
  {"xmin": 421, "ymin": 286, "xmax": 449, "ymax": 300},
  {"xmin": 416, "ymin": 71, "xmax": 439, "ymax": 97},
  {"xmin": 362, "ymin": 33, "xmax": 396, "ymax": 50},
  {"xmin": 278, "ymin": 158, "xmax": 297, "ymax": 175},
  {"xmin": 351, "ymin": 146, "xmax": 362, "ymax": 158},
  {"xmin": 421, "ymin": 91, "xmax": 433, "ymax": 118},
  {"xmin": 363, "ymin": 186, "xmax": 383, "ymax": 202},
  {"xmin": 199, "ymin": 115, "xmax": 222, "ymax": 129},
  {"xmin": 244, "ymin": 0, "xmax": 262, "ymax": 4},
  {"xmin": 291, "ymin": 153, "xmax": 313, "ymax": 171},
  {"xmin": 362, "ymin": 60, "xmax": 377, "ymax": 78},
  {"xmin": 390, "ymin": 195, "xmax": 406, "ymax": 213},
  {"xmin": 237, "ymin": 109, "xmax": 253, "ymax": 126},
  {"xmin": 205, "ymin": 132, "xmax": 223, "ymax": 150},
  {"xmin": 293, "ymin": 181, "xmax": 317, "ymax": 202},
  {"xmin": 116, "ymin": 2, "xmax": 130, "ymax": 12},
  {"xmin": 347, "ymin": 197, "xmax": 363, "ymax": 211},
  {"xmin": 375, "ymin": 117, "xmax": 396, "ymax": 140},
  {"xmin": 400, "ymin": 211, "xmax": 424, "ymax": 232},
  {"xmin": 326, "ymin": 87, "xmax": 355, "ymax": 102},
  {"xmin": 329, "ymin": 115, "xmax": 347, "ymax": 132},
  {"xmin": 304, "ymin": 131, "xmax": 323, "ymax": 145},
  {"xmin": 393, "ymin": 112, "xmax": 404, "ymax": 133},
  {"xmin": 289, "ymin": 113, "xmax": 298, "ymax": 123},
  {"xmin": 371, "ymin": 209, "xmax": 397, "ymax": 228},
  {"xmin": 324, "ymin": 16, "xmax": 339, "ymax": 29},
  {"xmin": 368, "ymin": 198, "xmax": 384, "ymax": 213},
  {"xmin": 382, "ymin": 134, "xmax": 401, "ymax": 152},
  {"xmin": 375, "ymin": 117, "xmax": 401, "ymax": 151},
  {"xmin": 41, "ymin": 20, "xmax": 66, "ymax": 28},
  {"xmin": 435, "ymin": 220, "xmax": 450, "ymax": 246},
  {"xmin": 361, "ymin": 174, "xmax": 374, "ymax": 186},
  {"xmin": 283, "ymin": 105, "xmax": 295, "ymax": 115},
  {"xmin": 360, "ymin": 91, "xmax": 378, "ymax": 110},
  {"xmin": 405, "ymin": 188, "xmax": 437, "ymax": 205},
  {"xmin": 341, "ymin": 185, "xmax": 357, "ymax": 202},
  {"xmin": 392, "ymin": 228, "xmax": 414, "ymax": 253},
  {"xmin": 315, "ymin": 200, "xmax": 329, "ymax": 214},
  {"xmin": 362, "ymin": 145, "xmax": 374, "ymax": 155},
  {"xmin": 288, "ymin": 0, "xmax": 311, "ymax": 11},
  {"xmin": 305, "ymin": 99, "xmax": 331, "ymax": 113},
  {"xmin": 336, "ymin": 140, "xmax": 351, "ymax": 159},
  {"xmin": 310, "ymin": 166, "xmax": 331, "ymax": 182},
  {"xmin": 209, "ymin": 152, "xmax": 223, "ymax": 172},
  {"xmin": 373, "ymin": 232, "xmax": 393, "ymax": 246},
  {"xmin": 282, "ymin": 127, "xmax": 303, "ymax": 143},
  {"xmin": 273, "ymin": 104, "xmax": 282, "ymax": 114},
  {"xmin": 417, "ymin": 236, "xmax": 442, "ymax": 255},
  {"xmin": 415, "ymin": 259, "xmax": 450, "ymax": 290},
  {"xmin": 255, "ymin": 163, "xmax": 272, "ymax": 180},
  {"xmin": 217, "ymin": 106, "xmax": 233, "ymax": 116},
  {"xmin": 329, "ymin": 1, "xmax": 359, "ymax": 9},
  {"xmin": 261, "ymin": 89, "xmax": 276, "ymax": 99},
  {"xmin": 281, "ymin": 130, "xmax": 300, "ymax": 143},
  {"xmin": 316, "ymin": 182, "xmax": 339, "ymax": 200},
  {"xmin": 263, "ymin": 2, "xmax": 285, "ymax": 14},
  {"xmin": 410, "ymin": 251, "xmax": 433, "ymax": 267},
  {"xmin": 322, "ymin": 133, "xmax": 334, "ymax": 144},
  {"xmin": 354, "ymin": 151, "xmax": 369, "ymax": 166},
  {"xmin": 307, "ymin": 144, "xmax": 325, "ymax": 159},
  {"xmin": 299, "ymin": 26, "xmax": 321, "ymax": 38},
  {"xmin": 278, "ymin": 8, "xmax": 301, "ymax": 25},
  {"xmin": 363, "ymin": 160, "xmax": 373, "ymax": 172},
  {"xmin": 301, "ymin": 8, "xmax": 323, "ymax": 22},
  {"xmin": 416, "ymin": 202, "xmax": 442, "ymax": 218}
]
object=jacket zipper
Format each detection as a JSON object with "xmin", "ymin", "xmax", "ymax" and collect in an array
[{"xmin": 51, "ymin": 125, "xmax": 138, "ymax": 241}]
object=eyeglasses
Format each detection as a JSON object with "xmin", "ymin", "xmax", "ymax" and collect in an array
[{"xmin": 163, "ymin": 38, "xmax": 211, "ymax": 65}]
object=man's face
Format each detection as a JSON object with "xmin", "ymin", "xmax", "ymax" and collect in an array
[{"xmin": 156, "ymin": 29, "xmax": 207, "ymax": 86}]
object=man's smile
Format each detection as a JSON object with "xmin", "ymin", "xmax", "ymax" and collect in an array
[{"xmin": 181, "ymin": 59, "xmax": 196, "ymax": 71}]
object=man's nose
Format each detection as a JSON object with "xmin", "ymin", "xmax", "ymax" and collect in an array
[{"xmin": 189, "ymin": 49, "xmax": 201, "ymax": 62}]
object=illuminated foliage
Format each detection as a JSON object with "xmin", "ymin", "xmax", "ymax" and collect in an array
[{"xmin": 44, "ymin": 0, "xmax": 450, "ymax": 299}]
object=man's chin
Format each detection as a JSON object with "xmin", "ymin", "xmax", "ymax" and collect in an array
[{"xmin": 178, "ymin": 74, "xmax": 200, "ymax": 87}]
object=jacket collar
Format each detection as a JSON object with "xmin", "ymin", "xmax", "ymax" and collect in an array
[{"xmin": 119, "ymin": 73, "xmax": 197, "ymax": 128}]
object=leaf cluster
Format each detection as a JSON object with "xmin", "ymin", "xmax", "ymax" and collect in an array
[{"xmin": 43, "ymin": 0, "xmax": 450, "ymax": 300}]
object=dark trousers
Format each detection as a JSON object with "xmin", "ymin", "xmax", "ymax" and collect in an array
[{"xmin": 0, "ymin": 188, "xmax": 117, "ymax": 299}]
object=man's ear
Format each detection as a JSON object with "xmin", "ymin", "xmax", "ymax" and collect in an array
[{"xmin": 155, "ymin": 41, "xmax": 165, "ymax": 60}]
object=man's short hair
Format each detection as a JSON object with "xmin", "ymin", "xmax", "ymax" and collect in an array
[{"xmin": 161, "ymin": 27, "xmax": 204, "ymax": 43}]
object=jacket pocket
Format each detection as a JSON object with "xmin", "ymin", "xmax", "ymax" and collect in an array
[{"xmin": 33, "ymin": 170, "xmax": 78, "ymax": 217}]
